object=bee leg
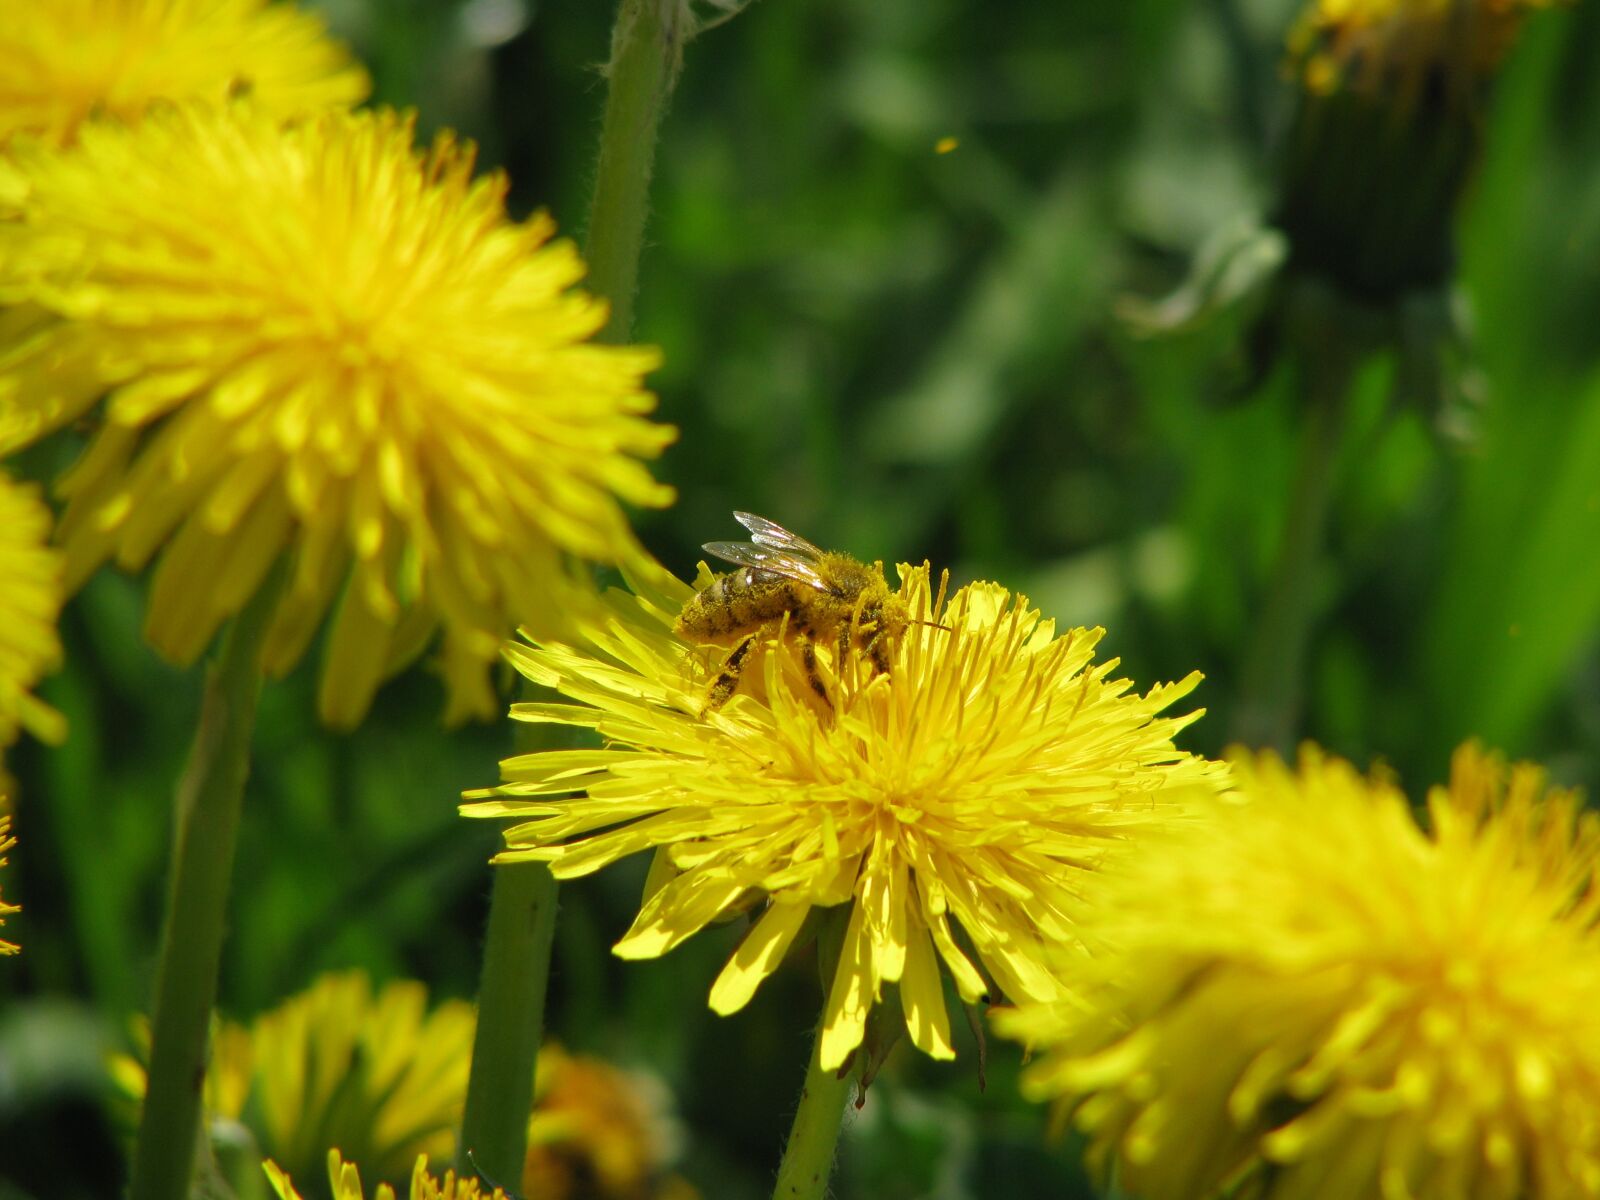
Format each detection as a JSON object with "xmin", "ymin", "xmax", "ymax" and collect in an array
[
  {"xmin": 863, "ymin": 625, "xmax": 893, "ymax": 675},
  {"xmin": 706, "ymin": 635, "xmax": 756, "ymax": 710},
  {"xmin": 801, "ymin": 637, "xmax": 831, "ymax": 705}
]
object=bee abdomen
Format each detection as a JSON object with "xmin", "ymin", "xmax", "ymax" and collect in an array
[{"xmin": 676, "ymin": 569, "xmax": 795, "ymax": 639}]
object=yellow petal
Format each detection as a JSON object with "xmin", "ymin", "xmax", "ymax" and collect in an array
[
  {"xmin": 900, "ymin": 924, "xmax": 955, "ymax": 1060},
  {"xmin": 709, "ymin": 901, "xmax": 811, "ymax": 1015},
  {"xmin": 819, "ymin": 899, "xmax": 876, "ymax": 1071}
]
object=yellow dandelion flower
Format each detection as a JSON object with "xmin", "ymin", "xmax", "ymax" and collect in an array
[
  {"xmin": 463, "ymin": 562, "xmax": 1225, "ymax": 1072},
  {"xmin": 995, "ymin": 743, "xmax": 1600, "ymax": 1200},
  {"xmin": 265, "ymin": 1150, "xmax": 511, "ymax": 1200},
  {"xmin": 247, "ymin": 972, "xmax": 474, "ymax": 1182},
  {"xmin": 0, "ymin": 816, "xmax": 20, "ymax": 954},
  {"xmin": 0, "ymin": 0, "xmax": 368, "ymax": 147},
  {"xmin": 0, "ymin": 471, "xmax": 65, "ymax": 781},
  {"xmin": 1291, "ymin": 0, "xmax": 1556, "ymax": 99},
  {"xmin": 115, "ymin": 971, "xmax": 475, "ymax": 1186},
  {"xmin": 526, "ymin": 1042, "xmax": 686, "ymax": 1200},
  {"xmin": 0, "ymin": 104, "xmax": 675, "ymax": 726},
  {"xmin": 114, "ymin": 971, "xmax": 694, "ymax": 1197}
]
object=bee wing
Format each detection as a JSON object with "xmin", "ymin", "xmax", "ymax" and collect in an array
[
  {"xmin": 702, "ymin": 541, "xmax": 832, "ymax": 593},
  {"xmin": 733, "ymin": 512, "xmax": 828, "ymax": 561}
]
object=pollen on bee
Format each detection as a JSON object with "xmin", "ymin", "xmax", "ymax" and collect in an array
[{"xmin": 676, "ymin": 513, "xmax": 911, "ymax": 713}]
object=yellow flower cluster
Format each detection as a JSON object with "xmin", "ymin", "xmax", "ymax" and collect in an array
[
  {"xmin": 0, "ymin": 0, "xmax": 368, "ymax": 147},
  {"xmin": 1290, "ymin": 0, "xmax": 1557, "ymax": 98},
  {"xmin": 465, "ymin": 563, "xmax": 1227, "ymax": 1071},
  {"xmin": 0, "ymin": 472, "xmax": 65, "ymax": 783},
  {"xmin": 995, "ymin": 744, "xmax": 1600, "ymax": 1200},
  {"xmin": 0, "ymin": 103, "xmax": 675, "ymax": 726},
  {"xmin": 16, "ymin": 6, "xmax": 1588, "ymax": 1200}
]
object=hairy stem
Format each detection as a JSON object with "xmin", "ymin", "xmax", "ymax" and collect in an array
[
  {"xmin": 772, "ymin": 911, "xmax": 855, "ymax": 1200},
  {"xmin": 584, "ymin": 0, "xmax": 689, "ymax": 342}
]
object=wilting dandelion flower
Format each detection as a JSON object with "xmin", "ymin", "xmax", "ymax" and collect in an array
[
  {"xmin": 0, "ymin": 817, "xmax": 19, "ymax": 955},
  {"xmin": 0, "ymin": 0, "xmax": 367, "ymax": 147},
  {"xmin": 0, "ymin": 104, "xmax": 675, "ymax": 726},
  {"xmin": 0, "ymin": 472, "xmax": 64, "ymax": 781},
  {"xmin": 995, "ymin": 744, "xmax": 1600, "ymax": 1200},
  {"xmin": 526, "ymin": 1042, "xmax": 690, "ymax": 1200},
  {"xmin": 265, "ymin": 1151, "xmax": 510, "ymax": 1200},
  {"xmin": 1274, "ymin": 0, "xmax": 1557, "ymax": 307},
  {"xmin": 464, "ymin": 562, "xmax": 1224, "ymax": 1071}
]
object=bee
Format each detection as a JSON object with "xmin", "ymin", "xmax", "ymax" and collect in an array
[{"xmin": 676, "ymin": 512, "xmax": 911, "ymax": 711}]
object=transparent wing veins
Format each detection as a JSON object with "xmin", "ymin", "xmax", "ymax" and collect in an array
[
  {"xmin": 701, "ymin": 541, "xmax": 831, "ymax": 593},
  {"xmin": 733, "ymin": 511, "xmax": 828, "ymax": 560}
]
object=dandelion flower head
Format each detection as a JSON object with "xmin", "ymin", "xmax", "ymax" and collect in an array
[
  {"xmin": 526, "ymin": 1042, "xmax": 690, "ymax": 1200},
  {"xmin": 0, "ymin": 104, "xmax": 675, "ymax": 726},
  {"xmin": 0, "ymin": 0, "xmax": 368, "ymax": 147},
  {"xmin": 265, "ymin": 1151, "xmax": 511, "ymax": 1200},
  {"xmin": 464, "ymin": 561, "xmax": 1225, "ymax": 1071},
  {"xmin": 994, "ymin": 743, "xmax": 1600, "ymax": 1200},
  {"xmin": 1291, "ymin": 0, "xmax": 1557, "ymax": 99},
  {"xmin": 112, "ymin": 970, "xmax": 474, "ymax": 1186},
  {"xmin": 0, "ymin": 471, "xmax": 65, "ymax": 780},
  {"xmin": 110, "ymin": 968, "xmax": 690, "ymax": 1196}
]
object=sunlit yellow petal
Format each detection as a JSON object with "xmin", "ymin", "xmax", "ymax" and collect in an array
[
  {"xmin": 900, "ymin": 924, "xmax": 955, "ymax": 1060},
  {"xmin": 262, "ymin": 1159, "xmax": 304, "ymax": 1200},
  {"xmin": 709, "ymin": 900, "xmax": 812, "ymax": 1016}
]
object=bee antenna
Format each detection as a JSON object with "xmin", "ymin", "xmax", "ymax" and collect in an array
[{"xmin": 910, "ymin": 619, "xmax": 952, "ymax": 632}]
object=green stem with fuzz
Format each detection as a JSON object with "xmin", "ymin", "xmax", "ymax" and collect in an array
[
  {"xmin": 584, "ymin": 0, "xmax": 689, "ymax": 342},
  {"xmin": 772, "ymin": 911, "xmax": 855, "ymax": 1200},
  {"xmin": 1230, "ymin": 350, "xmax": 1354, "ymax": 751},
  {"xmin": 771, "ymin": 1028, "xmax": 854, "ymax": 1200},
  {"xmin": 457, "ymin": 858, "xmax": 560, "ymax": 1186},
  {"xmin": 128, "ymin": 570, "xmax": 282, "ymax": 1200}
]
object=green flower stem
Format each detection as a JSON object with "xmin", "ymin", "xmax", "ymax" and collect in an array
[
  {"xmin": 771, "ymin": 1027, "xmax": 854, "ymax": 1200},
  {"xmin": 454, "ymin": 0, "xmax": 704, "ymax": 1182},
  {"xmin": 128, "ymin": 569, "xmax": 282, "ymax": 1200},
  {"xmin": 584, "ymin": 0, "xmax": 689, "ymax": 342},
  {"xmin": 772, "ymin": 911, "xmax": 855, "ymax": 1200},
  {"xmin": 456, "ymin": 857, "xmax": 559, "ymax": 1186},
  {"xmin": 1230, "ymin": 351, "xmax": 1354, "ymax": 751}
]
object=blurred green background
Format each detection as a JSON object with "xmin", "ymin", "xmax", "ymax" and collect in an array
[{"xmin": 5, "ymin": 0, "xmax": 1600, "ymax": 1196}]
